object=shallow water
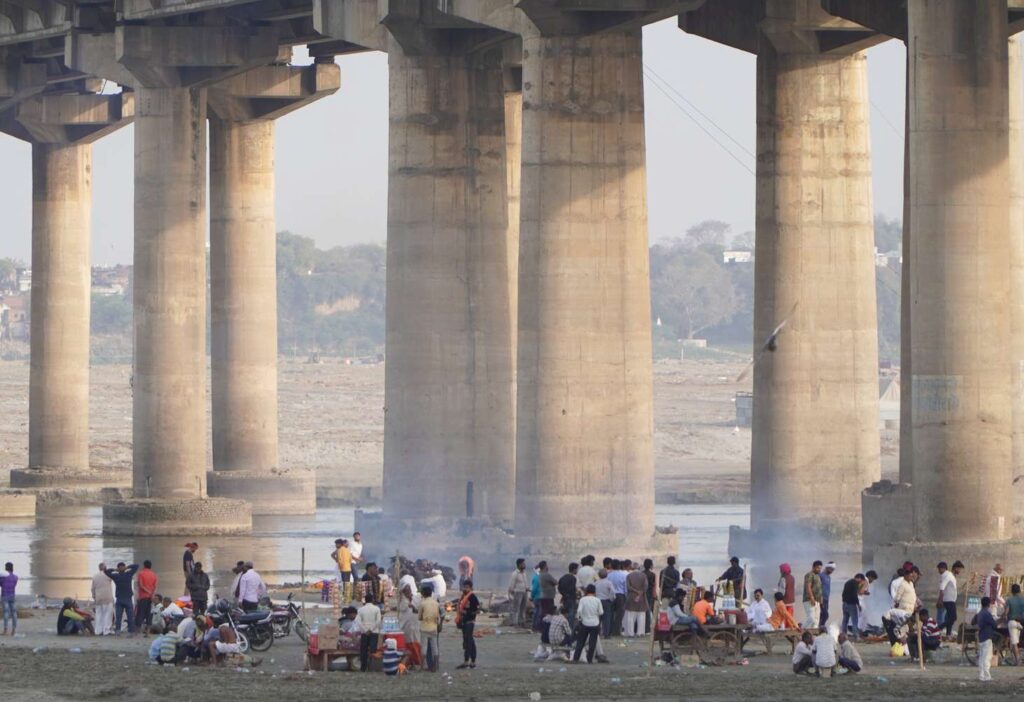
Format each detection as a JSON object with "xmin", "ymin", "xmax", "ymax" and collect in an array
[{"xmin": 0, "ymin": 503, "xmax": 749, "ymax": 599}]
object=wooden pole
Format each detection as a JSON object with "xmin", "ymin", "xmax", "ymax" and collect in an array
[
  {"xmin": 916, "ymin": 613, "xmax": 926, "ymax": 670},
  {"xmin": 300, "ymin": 547, "xmax": 306, "ymax": 616}
]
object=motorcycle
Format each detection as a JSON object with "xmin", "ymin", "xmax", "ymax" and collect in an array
[
  {"xmin": 270, "ymin": 593, "xmax": 310, "ymax": 642},
  {"xmin": 207, "ymin": 600, "xmax": 274, "ymax": 653}
]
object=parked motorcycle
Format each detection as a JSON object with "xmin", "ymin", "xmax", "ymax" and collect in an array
[
  {"xmin": 270, "ymin": 593, "xmax": 310, "ymax": 642},
  {"xmin": 207, "ymin": 600, "xmax": 274, "ymax": 652}
]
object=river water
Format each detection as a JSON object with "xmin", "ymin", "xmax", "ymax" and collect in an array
[{"xmin": 1, "ymin": 504, "xmax": 749, "ymax": 599}]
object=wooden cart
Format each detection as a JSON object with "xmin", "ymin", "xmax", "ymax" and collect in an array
[
  {"xmin": 655, "ymin": 623, "xmax": 746, "ymax": 666},
  {"xmin": 959, "ymin": 622, "xmax": 1010, "ymax": 666}
]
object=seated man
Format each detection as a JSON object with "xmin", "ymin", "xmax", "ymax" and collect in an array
[
  {"xmin": 837, "ymin": 632, "xmax": 862, "ymax": 673},
  {"xmin": 692, "ymin": 591, "xmax": 720, "ymax": 627},
  {"xmin": 792, "ymin": 631, "xmax": 814, "ymax": 675},
  {"xmin": 177, "ymin": 616, "xmax": 207, "ymax": 662},
  {"xmin": 906, "ymin": 608, "xmax": 942, "ymax": 661},
  {"xmin": 148, "ymin": 631, "xmax": 182, "ymax": 665},
  {"xmin": 542, "ymin": 607, "xmax": 574, "ymax": 661},
  {"xmin": 161, "ymin": 596, "xmax": 184, "ymax": 621},
  {"xmin": 747, "ymin": 589, "xmax": 772, "ymax": 631},
  {"xmin": 57, "ymin": 598, "xmax": 94, "ymax": 636},
  {"xmin": 767, "ymin": 592, "xmax": 800, "ymax": 631},
  {"xmin": 668, "ymin": 589, "xmax": 703, "ymax": 635},
  {"xmin": 382, "ymin": 637, "xmax": 408, "ymax": 676},
  {"xmin": 205, "ymin": 624, "xmax": 242, "ymax": 666},
  {"xmin": 812, "ymin": 626, "xmax": 839, "ymax": 677}
]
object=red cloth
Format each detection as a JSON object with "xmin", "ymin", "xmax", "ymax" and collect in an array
[
  {"xmin": 405, "ymin": 640, "xmax": 423, "ymax": 666},
  {"xmin": 137, "ymin": 568, "xmax": 158, "ymax": 600}
]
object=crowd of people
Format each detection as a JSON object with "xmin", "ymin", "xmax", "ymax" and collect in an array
[{"xmin": 4, "ymin": 536, "xmax": 1024, "ymax": 683}]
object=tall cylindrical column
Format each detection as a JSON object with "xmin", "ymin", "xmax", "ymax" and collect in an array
[
  {"xmin": 28, "ymin": 142, "xmax": 91, "ymax": 472},
  {"xmin": 209, "ymin": 118, "xmax": 278, "ymax": 474},
  {"xmin": 515, "ymin": 31, "xmax": 654, "ymax": 541},
  {"xmin": 751, "ymin": 46, "xmax": 880, "ymax": 532},
  {"xmin": 908, "ymin": 0, "xmax": 1011, "ymax": 541},
  {"xmin": 504, "ymin": 87, "xmax": 522, "ymax": 368},
  {"xmin": 1010, "ymin": 36, "xmax": 1024, "ymax": 533},
  {"xmin": 132, "ymin": 86, "xmax": 208, "ymax": 499},
  {"xmin": 383, "ymin": 41, "xmax": 516, "ymax": 523}
]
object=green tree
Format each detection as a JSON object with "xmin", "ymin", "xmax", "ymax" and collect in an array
[
  {"xmin": 650, "ymin": 245, "xmax": 740, "ymax": 340},
  {"xmin": 91, "ymin": 294, "xmax": 132, "ymax": 335},
  {"xmin": 874, "ymin": 215, "xmax": 902, "ymax": 254}
]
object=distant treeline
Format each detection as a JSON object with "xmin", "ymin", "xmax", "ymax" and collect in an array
[{"xmin": 79, "ymin": 219, "xmax": 902, "ymax": 363}]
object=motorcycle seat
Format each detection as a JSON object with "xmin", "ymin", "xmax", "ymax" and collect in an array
[{"xmin": 237, "ymin": 611, "xmax": 269, "ymax": 624}]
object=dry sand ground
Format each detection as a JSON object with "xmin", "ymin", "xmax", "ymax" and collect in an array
[
  {"xmin": 0, "ymin": 356, "xmax": 772, "ymax": 498},
  {"xmin": 0, "ymin": 606, "xmax": 1014, "ymax": 701}
]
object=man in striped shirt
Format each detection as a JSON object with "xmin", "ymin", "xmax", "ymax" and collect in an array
[{"xmin": 907, "ymin": 608, "xmax": 942, "ymax": 661}]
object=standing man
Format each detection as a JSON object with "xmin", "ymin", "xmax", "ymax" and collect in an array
[
  {"xmin": 236, "ymin": 561, "xmax": 266, "ymax": 612},
  {"xmin": 537, "ymin": 561, "xmax": 557, "ymax": 620},
  {"xmin": 986, "ymin": 563, "xmax": 1005, "ymax": 615},
  {"xmin": 186, "ymin": 562, "xmax": 211, "ymax": 615},
  {"xmin": 331, "ymin": 538, "xmax": 353, "ymax": 602},
  {"xmin": 595, "ymin": 569, "xmax": 616, "ymax": 639},
  {"xmin": 530, "ymin": 564, "xmax": 542, "ymax": 631},
  {"xmin": 105, "ymin": 562, "xmax": 139, "ymax": 635},
  {"xmin": 558, "ymin": 563, "xmax": 579, "ymax": 630},
  {"xmin": 623, "ymin": 563, "xmax": 649, "ymax": 637},
  {"xmin": 840, "ymin": 573, "xmax": 865, "ymax": 639},
  {"xmin": 91, "ymin": 562, "xmax": 114, "ymax": 636},
  {"xmin": 818, "ymin": 562, "xmax": 835, "ymax": 627},
  {"xmin": 1005, "ymin": 583, "xmax": 1024, "ymax": 665},
  {"xmin": 507, "ymin": 558, "xmax": 529, "ymax": 628},
  {"xmin": 659, "ymin": 556, "xmax": 680, "ymax": 606},
  {"xmin": 576, "ymin": 555, "xmax": 598, "ymax": 591},
  {"xmin": 977, "ymin": 596, "xmax": 997, "ymax": 682},
  {"xmin": 777, "ymin": 563, "xmax": 795, "ymax": 616},
  {"xmin": 573, "ymin": 584, "xmax": 603, "ymax": 664},
  {"xmin": 718, "ymin": 557, "xmax": 745, "ymax": 599},
  {"xmin": 608, "ymin": 559, "xmax": 628, "ymax": 637},
  {"xmin": 356, "ymin": 593, "xmax": 382, "ymax": 672},
  {"xmin": 360, "ymin": 562, "xmax": 385, "ymax": 606},
  {"xmin": 802, "ymin": 561, "xmax": 823, "ymax": 628},
  {"xmin": 182, "ymin": 543, "xmax": 198, "ymax": 593},
  {"xmin": 418, "ymin": 585, "xmax": 441, "ymax": 672},
  {"xmin": 135, "ymin": 560, "xmax": 159, "ymax": 635},
  {"xmin": 349, "ymin": 532, "xmax": 364, "ymax": 580},
  {"xmin": 0, "ymin": 562, "xmax": 17, "ymax": 636},
  {"xmin": 936, "ymin": 561, "xmax": 960, "ymax": 636},
  {"xmin": 455, "ymin": 579, "xmax": 480, "ymax": 669}
]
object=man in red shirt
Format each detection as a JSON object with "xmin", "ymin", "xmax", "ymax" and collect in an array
[{"xmin": 135, "ymin": 560, "xmax": 159, "ymax": 635}]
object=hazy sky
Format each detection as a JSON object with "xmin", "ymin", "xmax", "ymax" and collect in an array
[{"xmin": 0, "ymin": 18, "xmax": 907, "ymax": 266}]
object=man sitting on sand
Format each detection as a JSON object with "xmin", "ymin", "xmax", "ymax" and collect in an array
[
  {"xmin": 812, "ymin": 626, "xmax": 839, "ymax": 677},
  {"xmin": 837, "ymin": 632, "xmax": 862, "ymax": 673},
  {"xmin": 57, "ymin": 598, "xmax": 94, "ymax": 636},
  {"xmin": 792, "ymin": 631, "xmax": 814, "ymax": 675}
]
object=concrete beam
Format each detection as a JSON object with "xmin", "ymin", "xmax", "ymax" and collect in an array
[
  {"xmin": 115, "ymin": 24, "xmax": 280, "ymax": 88},
  {"xmin": 207, "ymin": 62, "xmax": 339, "ymax": 121},
  {"xmin": 679, "ymin": 0, "xmax": 761, "ymax": 53},
  {"xmin": 820, "ymin": 0, "xmax": 907, "ymax": 40},
  {"xmin": 0, "ymin": 57, "xmax": 46, "ymax": 111},
  {"xmin": 312, "ymin": 0, "xmax": 388, "ymax": 52},
  {"xmin": 6, "ymin": 91, "xmax": 133, "ymax": 143},
  {"xmin": 119, "ymin": 0, "xmax": 254, "ymax": 21},
  {"xmin": 65, "ymin": 30, "xmax": 139, "ymax": 87}
]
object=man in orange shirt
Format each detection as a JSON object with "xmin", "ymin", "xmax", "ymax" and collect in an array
[
  {"xmin": 692, "ymin": 591, "xmax": 719, "ymax": 626},
  {"xmin": 135, "ymin": 560, "xmax": 159, "ymax": 635}
]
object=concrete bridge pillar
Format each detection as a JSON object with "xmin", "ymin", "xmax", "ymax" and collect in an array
[
  {"xmin": 906, "ymin": 0, "xmax": 1012, "ymax": 544},
  {"xmin": 750, "ymin": 44, "xmax": 880, "ymax": 537},
  {"xmin": 205, "ymin": 63, "xmax": 338, "ymax": 515},
  {"xmin": 2, "ymin": 92, "xmax": 133, "ymax": 491},
  {"xmin": 1010, "ymin": 35, "xmax": 1024, "ymax": 534},
  {"xmin": 66, "ymin": 23, "xmax": 280, "ymax": 533},
  {"xmin": 382, "ymin": 37, "xmax": 516, "ymax": 525},
  {"xmin": 514, "ymin": 30, "xmax": 654, "ymax": 541}
]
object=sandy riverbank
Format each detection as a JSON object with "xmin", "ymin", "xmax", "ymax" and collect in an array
[{"xmin": 0, "ymin": 603, "xmax": 1010, "ymax": 701}]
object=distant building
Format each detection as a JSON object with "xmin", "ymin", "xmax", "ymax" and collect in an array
[
  {"xmin": 735, "ymin": 391, "xmax": 753, "ymax": 427},
  {"xmin": 92, "ymin": 283, "xmax": 125, "ymax": 296},
  {"xmin": 1, "ymin": 294, "xmax": 29, "ymax": 341},
  {"xmin": 92, "ymin": 264, "xmax": 131, "ymax": 293},
  {"xmin": 723, "ymin": 250, "xmax": 753, "ymax": 264},
  {"xmin": 15, "ymin": 267, "xmax": 31, "ymax": 292}
]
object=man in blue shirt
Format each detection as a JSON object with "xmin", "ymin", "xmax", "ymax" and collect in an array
[
  {"xmin": 607, "ymin": 559, "xmax": 629, "ymax": 638},
  {"xmin": 819, "ymin": 562, "xmax": 835, "ymax": 627},
  {"xmin": 104, "ymin": 562, "xmax": 139, "ymax": 634},
  {"xmin": 976, "ymin": 596, "xmax": 998, "ymax": 682}
]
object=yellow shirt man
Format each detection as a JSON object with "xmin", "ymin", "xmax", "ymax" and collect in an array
[
  {"xmin": 419, "ymin": 597, "xmax": 441, "ymax": 631},
  {"xmin": 336, "ymin": 546, "xmax": 352, "ymax": 573}
]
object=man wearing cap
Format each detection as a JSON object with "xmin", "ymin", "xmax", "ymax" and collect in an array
[
  {"xmin": 718, "ymin": 557, "xmax": 745, "ymax": 600},
  {"xmin": 818, "ymin": 562, "xmax": 836, "ymax": 627}
]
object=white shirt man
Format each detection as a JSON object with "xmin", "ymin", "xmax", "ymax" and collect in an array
[
  {"xmin": 237, "ymin": 568, "xmax": 267, "ymax": 606},
  {"xmin": 577, "ymin": 592, "xmax": 604, "ymax": 628},
  {"xmin": 938, "ymin": 568, "xmax": 957, "ymax": 605},
  {"xmin": 425, "ymin": 571, "xmax": 446, "ymax": 600},
  {"xmin": 91, "ymin": 563, "xmax": 115, "ymax": 635},
  {"xmin": 349, "ymin": 535, "xmax": 363, "ymax": 569},
  {"xmin": 813, "ymin": 630, "xmax": 838, "ymax": 669},
  {"xmin": 162, "ymin": 601, "xmax": 184, "ymax": 619},
  {"xmin": 357, "ymin": 600, "xmax": 382, "ymax": 633},
  {"xmin": 576, "ymin": 564, "xmax": 598, "ymax": 590},
  {"xmin": 748, "ymin": 591, "xmax": 773, "ymax": 630}
]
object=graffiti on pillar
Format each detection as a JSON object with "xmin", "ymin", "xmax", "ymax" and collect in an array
[{"xmin": 912, "ymin": 375, "xmax": 962, "ymax": 418}]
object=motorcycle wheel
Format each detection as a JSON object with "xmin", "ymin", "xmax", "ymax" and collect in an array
[
  {"xmin": 294, "ymin": 619, "xmax": 310, "ymax": 644},
  {"xmin": 236, "ymin": 631, "xmax": 250, "ymax": 654},
  {"xmin": 249, "ymin": 624, "xmax": 275, "ymax": 652}
]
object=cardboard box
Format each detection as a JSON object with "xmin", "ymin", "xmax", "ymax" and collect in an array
[{"xmin": 318, "ymin": 622, "xmax": 340, "ymax": 651}]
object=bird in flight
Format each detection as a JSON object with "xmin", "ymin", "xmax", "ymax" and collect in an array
[{"xmin": 736, "ymin": 301, "xmax": 799, "ymax": 383}]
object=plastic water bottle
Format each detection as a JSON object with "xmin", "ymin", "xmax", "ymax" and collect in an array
[{"xmin": 309, "ymin": 618, "xmax": 320, "ymax": 654}]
